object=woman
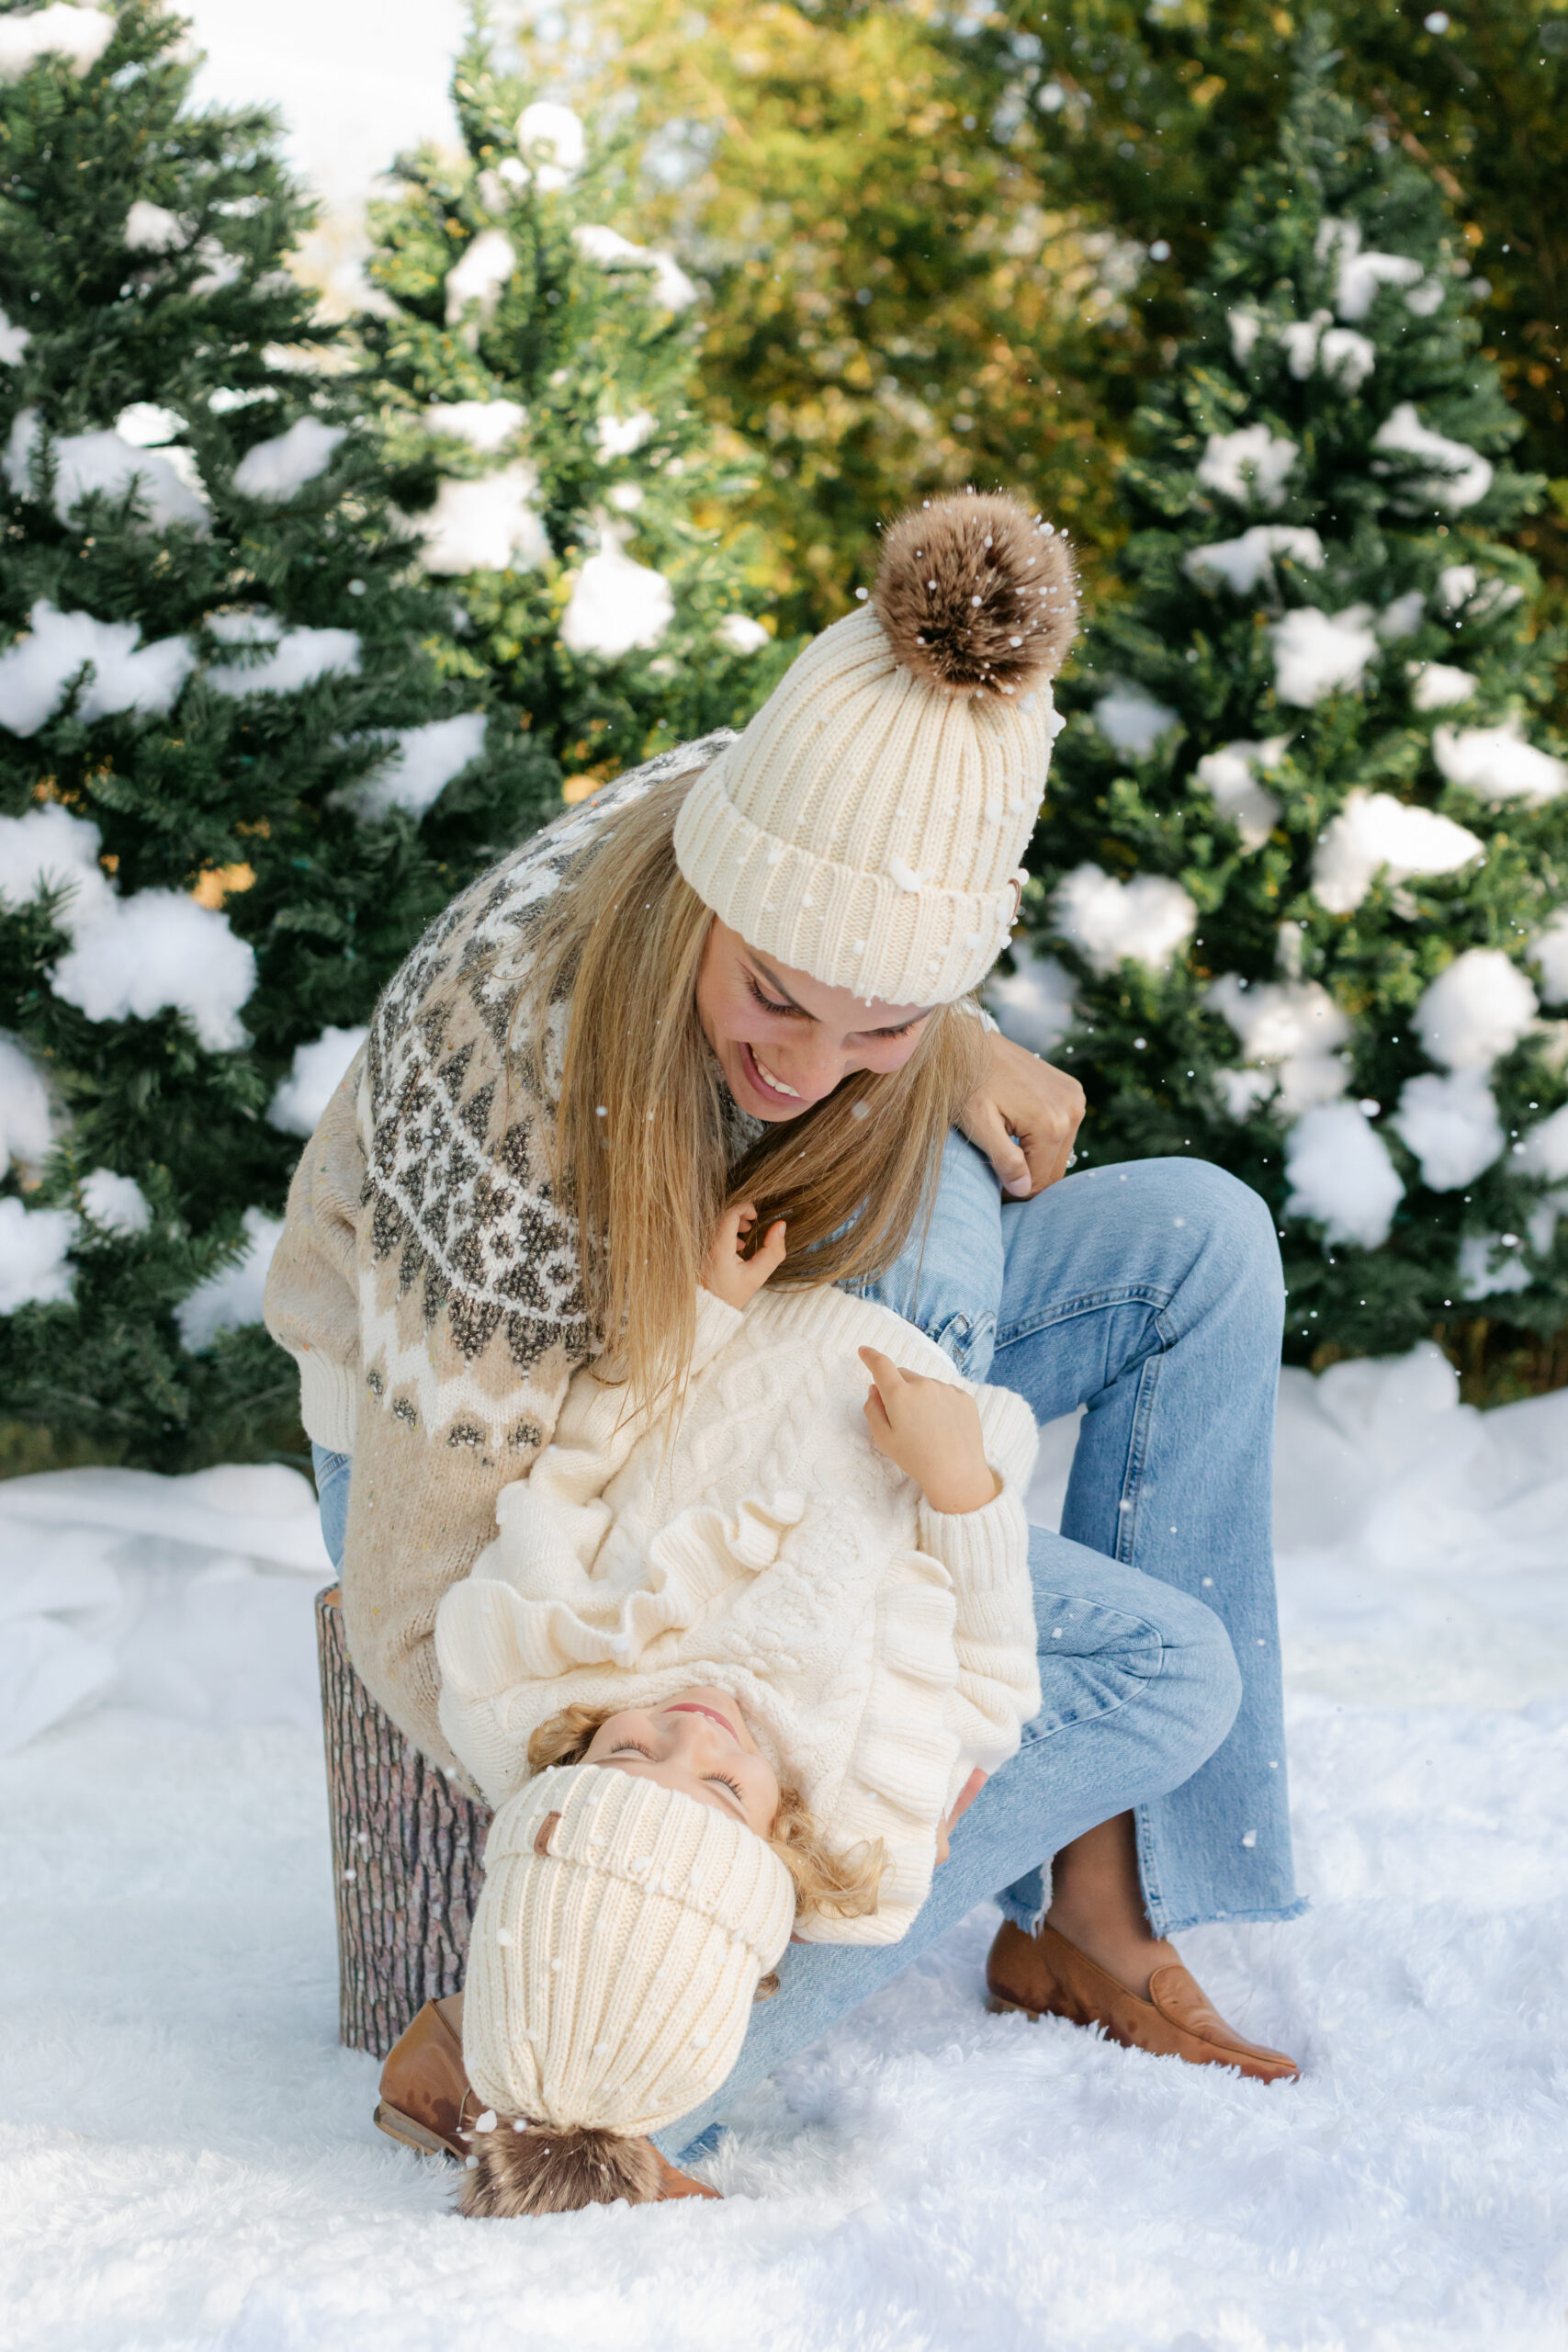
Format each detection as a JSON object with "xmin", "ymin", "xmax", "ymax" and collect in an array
[{"xmin": 267, "ymin": 491, "xmax": 1300, "ymax": 2187}]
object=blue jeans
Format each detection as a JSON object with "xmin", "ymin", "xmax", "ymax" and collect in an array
[{"xmin": 315, "ymin": 1141, "xmax": 1300, "ymax": 2161}]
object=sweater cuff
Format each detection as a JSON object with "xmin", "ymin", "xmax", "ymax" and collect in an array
[
  {"xmin": 690, "ymin": 1287, "xmax": 744, "ymax": 1374},
  {"xmin": 296, "ymin": 1345, "xmax": 360, "ymax": 1455},
  {"xmin": 916, "ymin": 1483, "xmax": 1030, "ymax": 1603}
]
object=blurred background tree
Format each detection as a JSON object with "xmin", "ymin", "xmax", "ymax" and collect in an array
[
  {"xmin": 495, "ymin": 0, "xmax": 1568, "ymax": 644},
  {"xmin": 492, "ymin": 0, "xmax": 1139, "ymax": 633},
  {"xmin": 357, "ymin": 27, "xmax": 793, "ymax": 793},
  {"xmin": 1000, "ymin": 31, "xmax": 1568, "ymax": 1385},
  {"xmin": 0, "ymin": 0, "xmax": 544, "ymax": 1474}
]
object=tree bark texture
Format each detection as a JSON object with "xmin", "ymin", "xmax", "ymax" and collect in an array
[{"xmin": 315, "ymin": 1584, "xmax": 492, "ymax": 2057}]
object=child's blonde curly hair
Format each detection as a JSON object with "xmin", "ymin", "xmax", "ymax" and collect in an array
[{"xmin": 525, "ymin": 1702, "xmax": 886, "ymax": 1983}]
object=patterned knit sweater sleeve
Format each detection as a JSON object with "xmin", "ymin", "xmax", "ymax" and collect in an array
[{"xmin": 263, "ymin": 736, "xmax": 735, "ymax": 1768}]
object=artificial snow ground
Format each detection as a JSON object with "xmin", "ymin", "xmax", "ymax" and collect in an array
[{"xmin": 4, "ymin": 1343, "xmax": 1567, "ymax": 2351}]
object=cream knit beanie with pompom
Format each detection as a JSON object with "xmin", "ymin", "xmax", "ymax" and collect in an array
[
  {"xmin": 462, "ymin": 1765, "xmax": 795, "ymax": 2152},
  {"xmin": 674, "ymin": 489, "xmax": 1077, "ymax": 1006}
]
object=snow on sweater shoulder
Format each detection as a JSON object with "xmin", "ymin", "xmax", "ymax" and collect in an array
[{"xmin": 435, "ymin": 1283, "xmax": 1040, "ymax": 1943}]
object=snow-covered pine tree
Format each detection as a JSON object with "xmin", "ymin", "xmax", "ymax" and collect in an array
[
  {"xmin": 357, "ymin": 29, "xmax": 792, "ymax": 796},
  {"xmin": 0, "ymin": 0, "xmax": 546, "ymax": 1472},
  {"xmin": 1004, "ymin": 31, "xmax": 1568, "ymax": 1371}
]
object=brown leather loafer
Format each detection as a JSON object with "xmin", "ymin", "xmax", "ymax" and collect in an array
[
  {"xmin": 375, "ymin": 2000, "xmax": 721, "ymax": 2200},
  {"xmin": 986, "ymin": 1920, "xmax": 1299, "ymax": 2084}
]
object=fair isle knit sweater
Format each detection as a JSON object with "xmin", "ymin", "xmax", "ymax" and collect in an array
[
  {"xmin": 434, "ymin": 1284, "xmax": 1041, "ymax": 1943},
  {"xmin": 263, "ymin": 738, "xmax": 737, "ymax": 1769}
]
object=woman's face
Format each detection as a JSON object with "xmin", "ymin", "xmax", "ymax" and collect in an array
[
  {"xmin": 583, "ymin": 1686, "xmax": 781, "ymax": 1838},
  {"xmin": 694, "ymin": 919, "xmax": 933, "ymax": 1123}
]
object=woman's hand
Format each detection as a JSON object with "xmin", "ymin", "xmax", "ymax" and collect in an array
[
  {"xmin": 859, "ymin": 1346, "xmax": 997, "ymax": 1514},
  {"xmin": 960, "ymin": 1027, "xmax": 1085, "ymax": 1199},
  {"xmin": 935, "ymin": 1768, "xmax": 987, "ymax": 1866},
  {"xmin": 702, "ymin": 1201, "xmax": 786, "ymax": 1310}
]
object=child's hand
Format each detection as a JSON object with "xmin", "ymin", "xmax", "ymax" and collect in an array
[
  {"xmin": 859, "ymin": 1347, "xmax": 998, "ymax": 1514},
  {"xmin": 702, "ymin": 1202, "xmax": 786, "ymax": 1311}
]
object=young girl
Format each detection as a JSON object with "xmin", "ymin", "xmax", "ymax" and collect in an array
[
  {"xmin": 381, "ymin": 1202, "xmax": 1041, "ymax": 2213},
  {"xmin": 433, "ymin": 1199, "xmax": 1042, "ymax": 1950}
]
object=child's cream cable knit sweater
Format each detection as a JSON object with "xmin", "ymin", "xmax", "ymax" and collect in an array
[{"xmin": 434, "ymin": 1283, "xmax": 1042, "ymax": 1944}]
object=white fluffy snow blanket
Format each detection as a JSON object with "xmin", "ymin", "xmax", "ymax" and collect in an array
[{"xmin": 2, "ymin": 1344, "xmax": 1566, "ymax": 2347}]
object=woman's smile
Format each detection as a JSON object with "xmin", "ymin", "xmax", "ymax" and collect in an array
[{"xmin": 741, "ymin": 1043, "xmax": 803, "ymax": 1102}]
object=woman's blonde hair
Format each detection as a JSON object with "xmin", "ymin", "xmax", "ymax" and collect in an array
[
  {"xmin": 526, "ymin": 1703, "xmax": 886, "ymax": 1939},
  {"xmin": 513, "ymin": 764, "xmax": 987, "ymax": 1404}
]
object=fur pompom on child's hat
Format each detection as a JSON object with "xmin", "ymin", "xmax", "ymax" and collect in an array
[
  {"xmin": 673, "ymin": 488, "xmax": 1077, "ymax": 1006},
  {"xmin": 458, "ymin": 1765, "xmax": 795, "ymax": 2213}
]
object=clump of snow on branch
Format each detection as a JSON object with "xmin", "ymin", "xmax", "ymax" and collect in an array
[
  {"xmin": 716, "ymin": 614, "xmax": 769, "ymax": 655},
  {"xmin": 1269, "ymin": 605, "xmax": 1379, "ymax": 707},
  {"xmin": 423, "ymin": 401, "xmax": 526, "ymax": 453},
  {"xmin": 51, "ymin": 888, "xmax": 256, "ymax": 1052},
  {"xmin": 1516, "ymin": 1104, "xmax": 1568, "ymax": 1182},
  {"xmin": 445, "ymin": 230, "xmax": 515, "ymax": 341},
  {"xmin": 231, "ymin": 419, "xmax": 346, "ymax": 502},
  {"xmin": 1407, "ymin": 661, "xmax": 1475, "ymax": 712},
  {"xmin": 1371, "ymin": 403, "xmax": 1494, "ymax": 512},
  {"xmin": 1311, "ymin": 789, "xmax": 1483, "ymax": 914},
  {"xmin": 1092, "ymin": 684, "xmax": 1178, "ymax": 757},
  {"xmin": 1194, "ymin": 739, "xmax": 1287, "ymax": 850},
  {"xmin": 1392, "ymin": 1068, "xmax": 1504, "ymax": 1191},
  {"xmin": 0, "ymin": 1195, "xmax": 77, "ymax": 1311},
  {"xmin": 203, "ymin": 611, "xmax": 360, "ymax": 696},
  {"xmin": 1415, "ymin": 949, "xmax": 1537, "ymax": 1071},
  {"xmin": 122, "ymin": 198, "xmax": 186, "ymax": 253},
  {"xmin": 266, "ymin": 1026, "xmax": 367, "ymax": 1137},
  {"xmin": 1279, "ymin": 311, "xmax": 1377, "ymax": 389},
  {"xmin": 571, "ymin": 225, "xmax": 699, "ymax": 312},
  {"xmin": 1377, "ymin": 591, "xmax": 1427, "ymax": 640},
  {"xmin": 1196, "ymin": 424, "xmax": 1296, "ymax": 508},
  {"xmin": 1184, "ymin": 526, "xmax": 1323, "ymax": 597},
  {"xmin": 5, "ymin": 411, "xmax": 209, "ymax": 534},
  {"xmin": 1209, "ymin": 974, "xmax": 1351, "ymax": 1116},
  {"xmin": 1316, "ymin": 217, "xmax": 1425, "ymax": 321},
  {"xmin": 594, "ymin": 410, "xmax": 656, "ymax": 460},
  {"xmin": 516, "ymin": 101, "xmax": 585, "ymax": 191},
  {"xmin": 0, "ymin": 4, "xmax": 114, "ymax": 80},
  {"xmin": 2, "ymin": 807, "xmax": 254, "ymax": 1049},
  {"xmin": 412, "ymin": 464, "xmax": 549, "ymax": 574},
  {"xmin": 1532, "ymin": 908, "xmax": 1568, "ymax": 1003},
  {"xmin": 1284, "ymin": 1100, "xmax": 1404, "ymax": 1249},
  {"xmin": 0, "ymin": 309, "xmax": 32, "ymax": 363},
  {"xmin": 1458, "ymin": 1232, "xmax": 1531, "ymax": 1300},
  {"xmin": 175, "ymin": 1207, "xmax": 283, "ymax": 1350},
  {"xmin": 1053, "ymin": 865, "xmax": 1197, "ymax": 976},
  {"xmin": 559, "ymin": 524, "xmax": 674, "ymax": 659},
  {"xmin": 986, "ymin": 942, "xmax": 1077, "ymax": 1056},
  {"xmin": 1432, "ymin": 721, "xmax": 1567, "ymax": 807},
  {"xmin": 78, "ymin": 1168, "xmax": 151, "ymax": 1236},
  {"xmin": 0, "ymin": 600, "xmax": 195, "ymax": 736},
  {"xmin": 333, "ymin": 714, "xmax": 488, "ymax": 821},
  {"xmin": 0, "ymin": 802, "xmax": 115, "ymax": 927},
  {"xmin": 0, "ymin": 1032, "xmax": 54, "ymax": 1174}
]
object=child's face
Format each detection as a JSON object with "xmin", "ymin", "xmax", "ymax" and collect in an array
[{"xmin": 583, "ymin": 1687, "xmax": 780, "ymax": 1838}]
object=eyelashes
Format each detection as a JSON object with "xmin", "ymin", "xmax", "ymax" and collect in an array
[
  {"xmin": 744, "ymin": 971, "xmax": 923, "ymax": 1041},
  {"xmin": 745, "ymin": 974, "xmax": 800, "ymax": 1020},
  {"xmin": 608, "ymin": 1743, "xmax": 747, "ymax": 1814}
]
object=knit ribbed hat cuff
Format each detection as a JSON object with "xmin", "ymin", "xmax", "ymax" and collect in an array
[{"xmin": 674, "ymin": 760, "xmax": 1022, "ymax": 1004}]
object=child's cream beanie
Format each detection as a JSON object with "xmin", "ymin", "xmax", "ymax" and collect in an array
[
  {"xmin": 673, "ymin": 489, "xmax": 1077, "ymax": 1006},
  {"xmin": 462, "ymin": 1764, "xmax": 795, "ymax": 2143}
]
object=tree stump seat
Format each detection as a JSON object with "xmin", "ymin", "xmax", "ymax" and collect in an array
[{"xmin": 315, "ymin": 1586, "xmax": 491, "ymax": 2058}]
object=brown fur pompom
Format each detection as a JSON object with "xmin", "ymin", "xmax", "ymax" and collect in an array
[
  {"xmin": 459, "ymin": 2121, "xmax": 663, "ymax": 2218},
  {"xmin": 872, "ymin": 490, "xmax": 1077, "ymax": 697}
]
